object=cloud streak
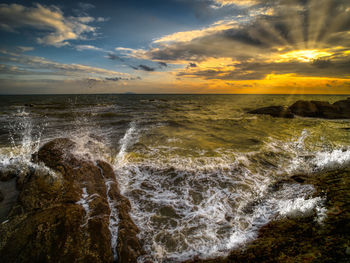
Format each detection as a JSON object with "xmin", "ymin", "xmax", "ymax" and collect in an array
[{"xmin": 0, "ymin": 49, "xmax": 132, "ymax": 80}]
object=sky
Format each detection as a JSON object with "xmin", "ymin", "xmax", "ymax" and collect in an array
[{"xmin": 0, "ymin": 0, "xmax": 350, "ymax": 94}]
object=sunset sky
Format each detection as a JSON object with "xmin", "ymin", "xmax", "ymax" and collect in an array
[{"xmin": 0, "ymin": 0, "xmax": 350, "ymax": 94}]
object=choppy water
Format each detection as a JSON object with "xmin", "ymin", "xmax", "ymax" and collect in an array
[{"xmin": 0, "ymin": 94, "xmax": 349, "ymax": 262}]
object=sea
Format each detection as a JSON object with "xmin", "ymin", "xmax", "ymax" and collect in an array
[{"xmin": 0, "ymin": 94, "xmax": 349, "ymax": 262}]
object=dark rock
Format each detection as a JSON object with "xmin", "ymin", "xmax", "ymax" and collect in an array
[
  {"xmin": 248, "ymin": 106, "xmax": 294, "ymax": 118},
  {"xmin": 289, "ymin": 100, "xmax": 350, "ymax": 119},
  {"xmin": 249, "ymin": 98, "xmax": 350, "ymax": 119},
  {"xmin": 0, "ymin": 138, "xmax": 143, "ymax": 263},
  {"xmin": 0, "ymin": 190, "xmax": 3, "ymax": 202},
  {"xmin": 0, "ymin": 166, "xmax": 18, "ymax": 182},
  {"xmin": 288, "ymin": 100, "xmax": 322, "ymax": 117},
  {"xmin": 333, "ymin": 98, "xmax": 350, "ymax": 116}
]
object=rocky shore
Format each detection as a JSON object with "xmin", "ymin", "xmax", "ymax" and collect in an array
[
  {"xmin": 248, "ymin": 97, "xmax": 350, "ymax": 119},
  {"xmin": 185, "ymin": 168, "xmax": 350, "ymax": 263},
  {"xmin": 0, "ymin": 138, "xmax": 143, "ymax": 263},
  {"xmin": 1, "ymin": 138, "xmax": 349, "ymax": 262}
]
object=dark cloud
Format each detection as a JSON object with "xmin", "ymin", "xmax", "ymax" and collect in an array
[
  {"xmin": 187, "ymin": 63, "xmax": 197, "ymax": 68},
  {"xmin": 312, "ymin": 59, "xmax": 332, "ymax": 69},
  {"xmin": 105, "ymin": 76, "xmax": 141, "ymax": 81},
  {"xmin": 158, "ymin": 62, "xmax": 168, "ymax": 67},
  {"xmin": 138, "ymin": 65, "xmax": 155, "ymax": 71},
  {"xmin": 105, "ymin": 77, "xmax": 122, "ymax": 81},
  {"xmin": 107, "ymin": 53, "xmax": 124, "ymax": 61}
]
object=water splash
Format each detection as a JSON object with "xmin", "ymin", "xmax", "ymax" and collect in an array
[{"xmin": 115, "ymin": 121, "xmax": 138, "ymax": 166}]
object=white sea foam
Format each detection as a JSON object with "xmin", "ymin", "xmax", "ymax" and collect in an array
[
  {"xmin": 313, "ymin": 148, "xmax": 350, "ymax": 169},
  {"xmin": 105, "ymin": 180, "xmax": 120, "ymax": 261},
  {"xmin": 113, "ymin": 128, "xmax": 335, "ymax": 263},
  {"xmin": 76, "ymin": 187, "xmax": 90, "ymax": 216},
  {"xmin": 76, "ymin": 187, "xmax": 100, "ymax": 227}
]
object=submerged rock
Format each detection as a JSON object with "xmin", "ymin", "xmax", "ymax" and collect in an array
[
  {"xmin": 248, "ymin": 106, "xmax": 294, "ymax": 118},
  {"xmin": 0, "ymin": 138, "xmax": 143, "ymax": 263}
]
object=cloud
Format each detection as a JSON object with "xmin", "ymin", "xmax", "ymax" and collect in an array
[
  {"xmin": 178, "ymin": 56, "xmax": 350, "ymax": 80},
  {"xmin": 0, "ymin": 3, "xmax": 97, "ymax": 46},
  {"xmin": 138, "ymin": 65, "xmax": 155, "ymax": 72},
  {"xmin": 143, "ymin": 0, "xmax": 350, "ymax": 81},
  {"xmin": 158, "ymin": 62, "xmax": 168, "ymax": 67},
  {"xmin": 97, "ymin": 17, "xmax": 108, "ymax": 22},
  {"xmin": 105, "ymin": 76, "xmax": 141, "ymax": 81},
  {"xmin": 17, "ymin": 46, "xmax": 34, "ymax": 52},
  {"xmin": 212, "ymin": 0, "xmax": 258, "ymax": 7},
  {"xmin": 105, "ymin": 77, "xmax": 122, "ymax": 81},
  {"xmin": 187, "ymin": 63, "xmax": 197, "ymax": 68},
  {"xmin": 153, "ymin": 20, "xmax": 237, "ymax": 44},
  {"xmin": 78, "ymin": 2, "xmax": 95, "ymax": 10},
  {"xmin": 107, "ymin": 52, "xmax": 124, "ymax": 61},
  {"xmin": 0, "ymin": 50, "xmax": 132, "ymax": 80},
  {"xmin": 75, "ymin": 45, "xmax": 103, "ymax": 51}
]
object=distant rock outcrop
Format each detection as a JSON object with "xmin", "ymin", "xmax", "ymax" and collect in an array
[
  {"xmin": 0, "ymin": 138, "xmax": 143, "ymax": 263},
  {"xmin": 248, "ymin": 98, "xmax": 350, "ymax": 119}
]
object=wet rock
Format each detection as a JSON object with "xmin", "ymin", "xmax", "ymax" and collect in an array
[
  {"xmin": 0, "ymin": 166, "xmax": 18, "ymax": 182},
  {"xmin": 333, "ymin": 97, "xmax": 350, "ymax": 116},
  {"xmin": 184, "ymin": 168, "xmax": 350, "ymax": 263},
  {"xmin": 248, "ymin": 106, "xmax": 294, "ymax": 118},
  {"xmin": 0, "ymin": 138, "xmax": 143, "ymax": 263},
  {"xmin": 288, "ymin": 99, "xmax": 350, "ymax": 119},
  {"xmin": 248, "ymin": 98, "xmax": 350, "ymax": 119}
]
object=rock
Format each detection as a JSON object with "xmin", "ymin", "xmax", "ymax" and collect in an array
[
  {"xmin": 248, "ymin": 106, "xmax": 294, "ymax": 118},
  {"xmin": 333, "ymin": 98, "xmax": 350, "ymax": 116},
  {"xmin": 0, "ymin": 166, "xmax": 18, "ymax": 182},
  {"xmin": 0, "ymin": 190, "xmax": 3, "ymax": 202},
  {"xmin": 248, "ymin": 98, "xmax": 350, "ymax": 119},
  {"xmin": 288, "ymin": 100, "xmax": 350, "ymax": 119},
  {"xmin": 0, "ymin": 138, "xmax": 143, "ymax": 263}
]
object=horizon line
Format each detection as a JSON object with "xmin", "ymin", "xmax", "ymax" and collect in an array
[{"xmin": 0, "ymin": 93, "xmax": 350, "ymax": 96}]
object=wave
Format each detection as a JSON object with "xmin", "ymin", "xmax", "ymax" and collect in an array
[
  {"xmin": 113, "ymin": 128, "xmax": 347, "ymax": 262},
  {"xmin": 0, "ymin": 108, "xmax": 348, "ymax": 263}
]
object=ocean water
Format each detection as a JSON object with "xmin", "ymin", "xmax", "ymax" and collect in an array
[{"xmin": 0, "ymin": 94, "xmax": 349, "ymax": 262}]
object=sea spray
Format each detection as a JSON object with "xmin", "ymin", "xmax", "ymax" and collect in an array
[{"xmin": 116, "ymin": 121, "xmax": 138, "ymax": 165}]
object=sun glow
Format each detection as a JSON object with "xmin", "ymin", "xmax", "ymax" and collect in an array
[{"xmin": 278, "ymin": 49, "xmax": 333, "ymax": 62}]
